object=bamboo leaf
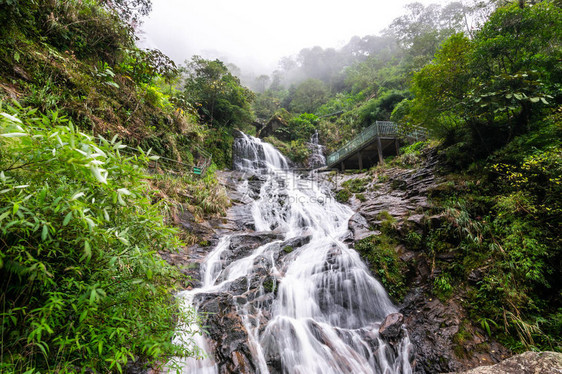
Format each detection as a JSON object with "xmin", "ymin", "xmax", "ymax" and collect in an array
[
  {"xmin": 0, "ymin": 211, "xmax": 10, "ymax": 222},
  {"xmin": 63, "ymin": 211, "xmax": 73, "ymax": 226},
  {"xmin": 80, "ymin": 309, "xmax": 88, "ymax": 323},
  {"xmin": 0, "ymin": 112, "xmax": 22, "ymax": 123},
  {"xmin": 0, "ymin": 132, "xmax": 28, "ymax": 137},
  {"xmin": 41, "ymin": 225, "xmax": 48, "ymax": 241},
  {"xmin": 80, "ymin": 240, "xmax": 92, "ymax": 262}
]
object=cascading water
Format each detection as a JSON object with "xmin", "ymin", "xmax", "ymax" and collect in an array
[
  {"xmin": 306, "ymin": 131, "xmax": 326, "ymax": 169},
  {"xmin": 169, "ymin": 133, "xmax": 413, "ymax": 373}
]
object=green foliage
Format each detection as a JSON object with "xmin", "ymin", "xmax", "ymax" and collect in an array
[
  {"xmin": 264, "ymin": 136, "xmax": 311, "ymax": 164},
  {"xmin": 408, "ymin": 32, "xmax": 471, "ymax": 139},
  {"xmin": 2, "ymin": 0, "xmax": 134, "ymax": 62},
  {"xmin": 358, "ymin": 90, "xmax": 408, "ymax": 126},
  {"xmin": 286, "ymin": 79, "xmax": 328, "ymax": 114},
  {"xmin": 277, "ymin": 113, "xmax": 319, "ymax": 142},
  {"xmin": 341, "ymin": 178, "xmax": 369, "ymax": 193},
  {"xmin": 386, "ymin": 140, "xmax": 432, "ymax": 168},
  {"xmin": 253, "ymin": 90, "xmax": 285, "ymax": 120},
  {"xmin": 378, "ymin": 211, "xmax": 398, "ymax": 235},
  {"xmin": 355, "ymin": 193, "xmax": 367, "ymax": 202},
  {"xmin": 408, "ymin": 2, "xmax": 561, "ymax": 152},
  {"xmin": 0, "ymin": 103, "xmax": 199, "ymax": 372},
  {"xmin": 433, "ymin": 273, "xmax": 454, "ymax": 300},
  {"xmin": 355, "ymin": 234, "xmax": 408, "ymax": 302},
  {"xmin": 283, "ymin": 246, "xmax": 294, "ymax": 253},
  {"xmin": 335, "ymin": 189, "xmax": 352, "ymax": 203},
  {"xmin": 0, "ymin": 0, "xmax": 206, "ymax": 170},
  {"xmin": 117, "ymin": 48, "xmax": 179, "ymax": 85},
  {"xmin": 182, "ymin": 56, "xmax": 255, "ymax": 129},
  {"xmin": 316, "ymin": 92, "xmax": 363, "ymax": 117}
]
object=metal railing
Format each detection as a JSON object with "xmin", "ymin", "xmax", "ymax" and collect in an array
[{"xmin": 326, "ymin": 121, "xmax": 427, "ymax": 167}]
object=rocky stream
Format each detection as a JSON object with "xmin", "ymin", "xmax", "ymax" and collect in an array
[{"xmin": 159, "ymin": 132, "xmax": 561, "ymax": 374}]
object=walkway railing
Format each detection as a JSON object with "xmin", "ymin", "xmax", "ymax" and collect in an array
[{"xmin": 326, "ymin": 121, "xmax": 427, "ymax": 167}]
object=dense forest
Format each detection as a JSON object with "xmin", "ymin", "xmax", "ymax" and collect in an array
[{"xmin": 0, "ymin": 0, "xmax": 560, "ymax": 372}]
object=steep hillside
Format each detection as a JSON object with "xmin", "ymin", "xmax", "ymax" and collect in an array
[{"xmin": 0, "ymin": 1, "xmax": 230, "ymax": 372}]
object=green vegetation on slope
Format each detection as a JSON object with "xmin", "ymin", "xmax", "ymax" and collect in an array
[
  {"xmin": 0, "ymin": 1, "xmax": 233, "ymax": 372},
  {"xmin": 390, "ymin": 2, "xmax": 561, "ymax": 351},
  {"xmin": 420, "ymin": 114, "xmax": 561, "ymax": 352},
  {"xmin": 0, "ymin": 104, "xmax": 200, "ymax": 372}
]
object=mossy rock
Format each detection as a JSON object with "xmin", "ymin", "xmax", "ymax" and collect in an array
[{"xmin": 283, "ymin": 245, "xmax": 294, "ymax": 253}]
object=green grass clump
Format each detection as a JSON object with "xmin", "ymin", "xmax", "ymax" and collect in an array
[
  {"xmin": 355, "ymin": 193, "xmax": 367, "ymax": 202},
  {"xmin": 335, "ymin": 188, "xmax": 352, "ymax": 203},
  {"xmin": 342, "ymin": 178, "xmax": 369, "ymax": 193},
  {"xmin": 355, "ymin": 234, "xmax": 407, "ymax": 302}
]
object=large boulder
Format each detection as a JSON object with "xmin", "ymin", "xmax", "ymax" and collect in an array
[
  {"xmin": 348, "ymin": 212, "xmax": 376, "ymax": 241},
  {"xmin": 379, "ymin": 312, "xmax": 404, "ymax": 340},
  {"xmin": 455, "ymin": 351, "xmax": 562, "ymax": 374}
]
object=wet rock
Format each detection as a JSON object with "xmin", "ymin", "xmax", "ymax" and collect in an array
[
  {"xmin": 196, "ymin": 293, "xmax": 257, "ymax": 374},
  {"xmin": 227, "ymin": 277, "xmax": 249, "ymax": 293},
  {"xmin": 407, "ymin": 214, "xmax": 425, "ymax": 227},
  {"xmin": 455, "ymin": 351, "xmax": 562, "ymax": 374},
  {"xmin": 226, "ymin": 232, "xmax": 282, "ymax": 262},
  {"xmin": 281, "ymin": 235, "xmax": 312, "ymax": 250},
  {"xmin": 233, "ymin": 129, "xmax": 246, "ymax": 138},
  {"xmin": 468, "ymin": 269, "xmax": 485, "ymax": 284},
  {"xmin": 176, "ymin": 209, "xmax": 215, "ymax": 241},
  {"xmin": 379, "ymin": 313, "xmax": 404, "ymax": 340},
  {"xmin": 348, "ymin": 213, "xmax": 375, "ymax": 241}
]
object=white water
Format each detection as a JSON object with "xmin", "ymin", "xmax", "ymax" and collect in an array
[
  {"xmin": 307, "ymin": 131, "xmax": 326, "ymax": 169},
  {"xmin": 170, "ymin": 133, "xmax": 413, "ymax": 373}
]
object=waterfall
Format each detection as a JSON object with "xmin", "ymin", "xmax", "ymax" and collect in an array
[
  {"xmin": 169, "ymin": 133, "xmax": 413, "ymax": 373},
  {"xmin": 307, "ymin": 131, "xmax": 326, "ymax": 169}
]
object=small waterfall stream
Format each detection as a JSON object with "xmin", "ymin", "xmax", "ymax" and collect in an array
[
  {"xmin": 306, "ymin": 131, "xmax": 326, "ymax": 169},
  {"xmin": 169, "ymin": 133, "xmax": 413, "ymax": 373}
]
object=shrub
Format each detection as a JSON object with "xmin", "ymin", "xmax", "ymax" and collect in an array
[{"xmin": 0, "ymin": 102, "xmax": 199, "ymax": 372}]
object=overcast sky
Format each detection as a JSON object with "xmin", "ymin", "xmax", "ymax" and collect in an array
[{"xmin": 140, "ymin": 0, "xmax": 448, "ymax": 74}]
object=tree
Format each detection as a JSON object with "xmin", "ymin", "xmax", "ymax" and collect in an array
[
  {"xmin": 100, "ymin": 0, "xmax": 152, "ymax": 24},
  {"xmin": 463, "ymin": 2, "xmax": 561, "ymax": 139},
  {"xmin": 254, "ymin": 75, "xmax": 271, "ymax": 93},
  {"xmin": 384, "ymin": 2, "xmax": 469, "ymax": 71},
  {"xmin": 408, "ymin": 2, "xmax": 561, "ymax": 148},
  {"xmin": 287, "ymin": 79, "xmax": 328, "ymax": 114},
  {"xmin": 409, "ymin": 33, "xmax": 472, "ymax": 136},
  {"xmin": 182, "ymin": 56, "xmax": 254, "ymax": 129}
]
